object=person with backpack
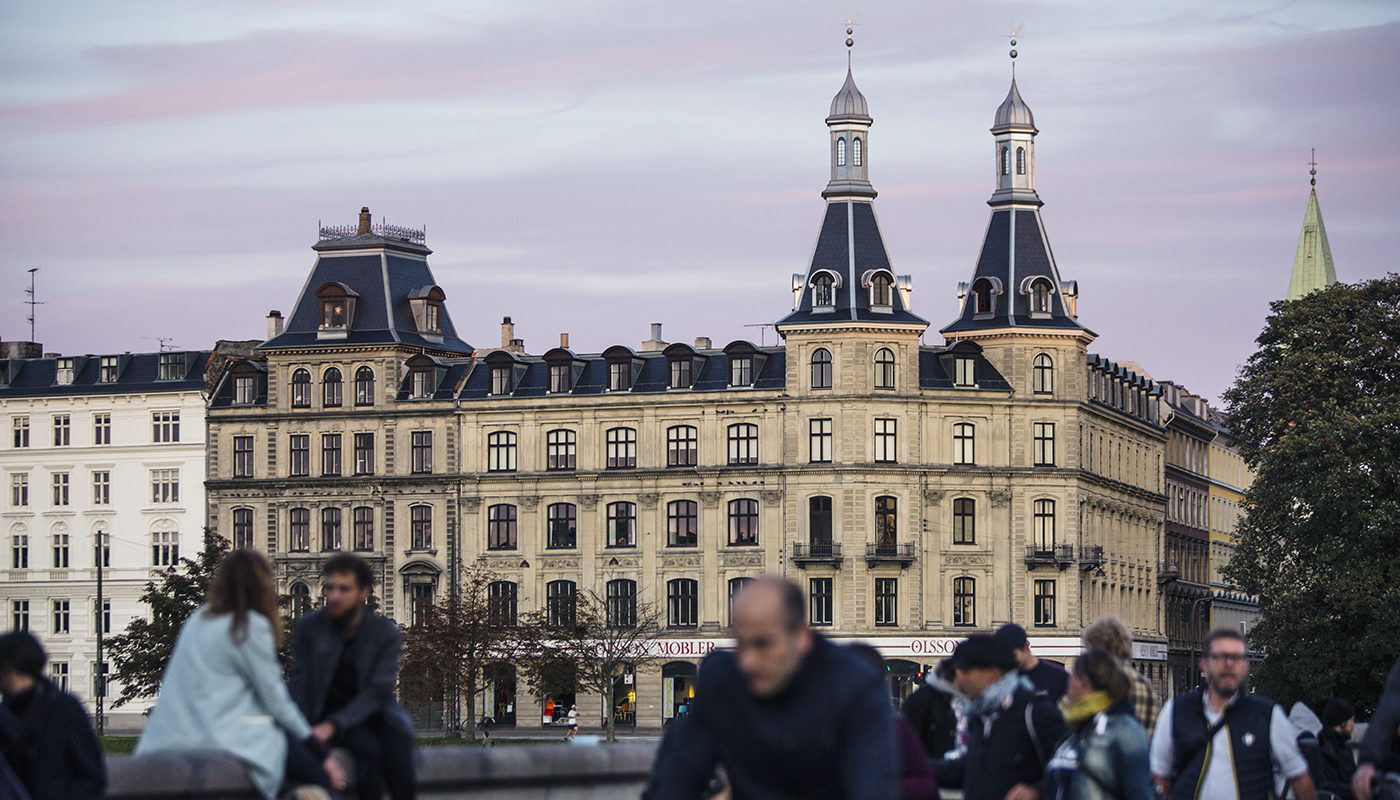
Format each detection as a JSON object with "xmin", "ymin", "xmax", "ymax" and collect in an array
[
  {"xmin": 1043, "ymin": 648, "xmax": 1153, "ymax": 800},
  {"xmin": 1149, "ymin": 627, "xmax": 1315, "ymax": 800},
  {"xmin": 935, "ymin": 635, "xmax": 1066, "ymax": 800}
]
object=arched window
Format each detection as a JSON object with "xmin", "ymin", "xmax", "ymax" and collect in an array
[
  {"xmin": 973, "ymin": 279, "xmax": 993, "ymax": 314},
  {"xmin": 546, "ymin": 580, "xmax": 577, "ymax": 628},
  {"xmin": 290, "ymin": 369, "xmax": 311, "ymax": 409},
  {"xmin": 953, "ymin": 577, "xmax": 976, "ymax": 627},
  {"xmin": 728, "ymin": 499, "xmax": 759, "ymax": 546},
  {"xmin": 837, "ymin": 138, "xmax": 847, "ymax": 167},
  {"xmin": 289, "ymin": 582, "xmax": 311, "ymax": 620},
  {"xmin": 1016, "ymin": 146, "xmax": 1026, "ymax": 175},
  {"xmin": 870, "ymin": 273, "xmax": 893, "ymax": 307},
  {"xmin": 1031, "ymin": 279, "xmax": 1053, "ymax": 314},
  {"xmin": 606, "ymin": 579, "xmax": 637, "ymax": 628},
  {"xmin": 1033, "ymin": 499, "xmax": 1056, "ymax": 553},
  {"xmin": 232, "ymin": 508, "xmax": 254, "ymax": 550},
  {"xmin": 1001, "ymin": 146, "xmax": 1010, "ymax": 176},
  {"xmin": 667, "ymin": 579, "xmax": 698, "ymax": 628},
  {"xmin": 354, "ymin": 366, "xmax": 375, "ymax": 406},
  {"xmin": 488, "ymin": 504, "xmax": 517, "ymax": 550},
  {"xmin": 810, "ymin": 348, "xmax": 832, "ymax": 390},
  {"xmin": 853, "ymin": 137, "xmax": 863, "ymax": 166},
  {"xmin": 322, "ymin": 367, "xmax": 342, "ymax": 407},
  {"xmin": 874, "ymin": 348, "xmax": 895, "ymax": 390},
  {"xmin": 607, "ymin": 502, "xmax": 636, "ymax": 548},
  {"xmin": 1033, "ymin": 354, "xmax": 1054, "ymax": 394},
  {"xmin": 813, "ymin": 274, "xmax": 835, "ymax": 308},
  {"xmin": 667, "ymin": 500, "xmax": 698, "ymax": 547}
]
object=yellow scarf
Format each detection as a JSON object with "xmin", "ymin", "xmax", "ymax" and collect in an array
[{"xmin": 1064, "ymin": 690, "xmax": 1114, "ymax": 730}]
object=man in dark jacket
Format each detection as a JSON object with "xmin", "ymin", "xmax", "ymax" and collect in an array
[
  {"xmin": 935, "ymin": 635, "xmax": 1066, "ymax": 800},
  {"xmin": 996, "ymin": 623, "xmax": 1069, "ymax": 703},
  {"xmin": 902, "ymin": 662, "xmax": 957, "ymax": 760},
  {"xmin": 643, "ymin": 575, "xmax": 898, "ymax": 799},
  {"xmin": 288, "ymin": 554, "xmax": 416, "ymax": 800},
  {"xmin": 0, "ymin": 631, "xmax": 105, "ymax": 800},
  {"xmin": 1355, "ymin": 657, "xmax": 1400, "ymax": 800},
  {"xmin": 1317, "ymin": 699, "xmax": 1357, "ymax": 799}
]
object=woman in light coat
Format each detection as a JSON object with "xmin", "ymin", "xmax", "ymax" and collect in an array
[{"xmin": 137, "ymin": 550, "xmax": 344, "ymax": 799}]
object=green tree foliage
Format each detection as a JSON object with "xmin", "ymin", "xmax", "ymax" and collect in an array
[
  {"xmin": 1222, "ymin": 274, "xmax": 1400, "ymax": 713},
  {"xmin": 105, "ymin": 529, "xmax": 230, "ymax": 708}
]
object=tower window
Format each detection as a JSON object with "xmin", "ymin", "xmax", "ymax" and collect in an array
[
  {"xmin": 870, "ymin": 273, "xmax": 893, "ymax": 307},
  {"xmin": 810, "ymin": 348, "xmax": 832, "ymax": 390},
  {"xmin": 1016, "ymin": 146, "xmax": 1026, "ymax": 175},
  {"xmin": 837, "ymin": 138, "xmax": 847, "ymax": 167},
  {"xmin": 1001, "ymin": 146, "xmax": 1010, "ymax": 176},
  {"xmin": 1031, "ymin": 279, "xmax": 1053, "ymax": 315},
  {"xmin": 874, "ymin": 348, "xmax": 895, "ymax": 390},
  {"xmin": 853, "ymin": 137, "xmax": 862, "ymax": 167},
  {"xmin": 813, "ymin": 274, "xmax": 835, "ymax": 308},
  {"xmin": 973, "ymin": 279, "xmax": 993, "ymax": 315}
]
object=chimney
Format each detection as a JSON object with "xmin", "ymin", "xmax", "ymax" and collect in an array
[
  {"xmin": 357, "ymin": 207, "xmax": 372, "ymax": 235},
  {"xmin": 642, "ymin": 322, "xmax": 667, "ymax": 352},
  {"xmin": 509, "ymin": 338, "xmax": 526, "ymax": 354},
  {"xmin": 266, "ymin": 310, "xmax": 284, "ymax": 339},
  {"xmin": 501, "ymin": 316, "xmax": 514, "ymax": 349},
  {"xmin": 694, "ymin": 336, "xmax": 712, "ymax": 350},
  {"xmin": 560, "ymin": 332, "xmax": 570, "ymax": 349}
]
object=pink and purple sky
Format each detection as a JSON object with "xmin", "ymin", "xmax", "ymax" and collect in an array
[{"xmin": 3, "ymin": 1, "xmax": 1398, "ymax": 402}]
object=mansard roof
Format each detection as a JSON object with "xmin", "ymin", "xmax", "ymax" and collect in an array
[
  {"xmin": 456, "ymin": 345, "xmax": 787, "ymax": 399},
  {"xmin": 778, "ymin": 201, "xmax": 928, "ymax": 329},
  {"xmin": 0, "ymin": 350, "xmax": 211, "ymax": 398}
]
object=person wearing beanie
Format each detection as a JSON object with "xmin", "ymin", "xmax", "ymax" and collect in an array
[
  {"xmin": 996, "ymin": 623, "xmax": 1070, "ymax": 703},
  {"xmin": 935, "ymin": 635, "xmax": 1066, "ymax": 800},
  {"xmin": 1317, "ymin": 698, "xmax": 1357, "ymax": 799},
  {"xmin": 0, "ymin": 631, "xmax": 106, "ymax": 800}
]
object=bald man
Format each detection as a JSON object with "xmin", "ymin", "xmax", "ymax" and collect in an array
[{"xmin": 644, "ymin": 576, "xmax": 898, "ymax": 800}]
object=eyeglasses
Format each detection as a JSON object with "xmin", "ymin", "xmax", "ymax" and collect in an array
[{"xmin": 1206, "ymin": 653, "xmax": 1246, "ymax": 664}]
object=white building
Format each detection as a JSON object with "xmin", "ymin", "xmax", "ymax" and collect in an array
[{"xmin": 0, "ymin": 347, "xmax": 211, "ymax": 727}]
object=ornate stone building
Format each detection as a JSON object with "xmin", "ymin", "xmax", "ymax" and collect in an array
[{"xmin": 206, "ymin": 64, "xmax": 1169, "ymax": 729}]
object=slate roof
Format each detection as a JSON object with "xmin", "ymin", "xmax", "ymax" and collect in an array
[
  {"xmin": 0, "ymin": 351, "xmax": 211, "ymax": 397},
  {"xmin": 260, "ymin": 236, "xmax": 472, "ymax": 353},
  {"xmin": 778, "ymin": 200, "xmax": 929, "ymax": 328},
  {"xmin": 457, "ymin": 346, "xmax": 788, "ymax": 400}
]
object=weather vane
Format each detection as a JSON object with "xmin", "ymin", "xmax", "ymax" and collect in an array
[
  {"xmin": 1309, "ymin": 147, "xmax": 1318, "ymax": 187},
  {"xmin": 1007, "ymin": 23, "xmax": 1023, "ymax": 76},
  {"xmin": 844, "ymin": 13, "xmax": 860, "ymax": 68}
]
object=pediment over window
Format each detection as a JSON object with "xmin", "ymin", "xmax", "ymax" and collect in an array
[{"xmin": 398, "ymin": 557, "xmax": 442, "ymax": 577}]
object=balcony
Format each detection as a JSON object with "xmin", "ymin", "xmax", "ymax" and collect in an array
[
  {"xmin": 791, "ymin": 542, "xmax": 842, "ymax": 568},
  {"xmin": 1024, "ymin": 544, "xmax": 1076, "ymax": 570},
  {"xmin": 865, "ymin": 542, "xmax": 916, "ymax": 569},
  {"xmin": 1078, "ymin": 545, "xmax": 1105, "ymax": 572}
]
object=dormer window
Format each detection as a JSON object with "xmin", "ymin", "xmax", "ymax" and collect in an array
[
  {"xmin": 55, "ymin": 359, "xmax": 75, "ymax": 386},
  {"xmin": 1029, "ymin": 278, "xmax": 1053, "ymax": 316},
  {"xmin": 837, "ymin": 138, "xmax": 847, "ymax": 167},
  {"xmin": 853, "ymin": 137, "xmax": 862, "ymax": 166},
  {"xmin": 315, "ymin": 282, "xmax": 358, "ymax": 339},
  {"xmin": 865, "ymin": 270, "xmax": 893, "ymax": 309},
  {"xmin": 972, "ymin": 278, "xmax": 997, "ymax": 315},
  {"xmin": 407, "ymin": 286, "xmax": 446, "ymax": 339},
  {"xmin": 99, "ymin": 356, "xmax": 119, "ymax": 383},
  {"xmin": 669, "ymin": 359, "xmax": 691, "ymax": 389},
  {"xmin": 730, "ymin": 356, "xmax": 753, "ymax": 387},
  {"xmin": 411, "ymin": 370, "xmax": 433, "ymax": 398},
  {"xmin": 549, "ymin": 363, "xmax": 572, "ymax": 393},
  {"xmin": 158, "ymin": 353, "xmax": 185, "ymax": 381},
  {"xmin": 322, "ymin": 300, "xmax": 346, "ymax": 327},
  {"xmin": 425, "ymin": 304, "xmax": 440, "ymax": 332},
  {"xmin": 954, "ymin": 357, "xmax": 976, "ymax": 388},
  {"xmin": 490, "ymin": 366, "xmax": 513, "ymax": 396},
  {"xmin": 814, "ymin": 275, "xmax": 835, "ymax": 308},
  {"xmin": 234, "ymin": 376, "xmax": 256, "ymax": 405},
  {"xmin": 609, "ymin": 361, "xmax": 631, "ymax": 391}
]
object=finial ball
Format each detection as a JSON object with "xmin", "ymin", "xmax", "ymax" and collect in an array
[
  {"xmin": 847, "ymin": 27, "xmax": 853, "ymax": 34},
  {"xmin": 1010, "ymin": 49, "xmax": 1018, "ymax": 59},
  {"xmin": 846, "ymin": 38, "xmax": 854, "ymax": 47},
  {"xmin": 1010, "ymin": 38, "xmax": 1017, "ymax": 46}
]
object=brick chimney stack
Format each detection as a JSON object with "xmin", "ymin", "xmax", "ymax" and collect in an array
[
  {"xmin": 642, "ymin": 322, "xmax": 667, "ymax": 352},
  {"xmin": 501, "ymin": 317, "xmax": 515, "ymax": 349},
  {"xmin": 358, "ymin": 207, "xmax": 372, "ymax": 235}
]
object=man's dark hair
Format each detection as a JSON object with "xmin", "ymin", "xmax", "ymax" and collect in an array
[
  {"xmin": 0, "ymin": 631, "xmax": 47, "ymax": 679},
  {"xmin": 323, "ymin": 552, "xmax": 375, "ymax": 590},
  {"xmin": 1202, "ymin": 626, "xmax": 1246, "ymax": 656},
  {"xmin": 994, "ymin": 622, "xmax": 1029, "ymax": 651}
]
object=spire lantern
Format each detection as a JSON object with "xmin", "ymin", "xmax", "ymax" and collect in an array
[{"xmin": 988, "ymin": 36, "xmax": 1041, "ymax": 208}]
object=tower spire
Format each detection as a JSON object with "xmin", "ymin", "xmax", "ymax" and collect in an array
[{"xmin": 1287, "ymin": 148, "xmax": 1337, "ymax": 301}]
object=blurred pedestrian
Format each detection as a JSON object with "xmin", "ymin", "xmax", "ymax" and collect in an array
[
  {"xmin": 1317, "ymin": 699, "xmax": 1357, "ymax": 799},
  {"xmin": 0, "ymin": 631, "xmax": 105, "ymax": 800},
  {"xmin": 902, "ymin": 659, "xmax": 958, "ymax": 761},
  {"xmin": 1355, "ymin": 656, "xmax": 1400, "ymax": 800},
  {"xmin": 1043, "ymin": 648, "xmax": 1152, "ymax": 800},
  {"xmin": 997, "ymin": 623, "xmax": 1070, "ymax": 703},
  {"xmin": 644, "ymin": 575, "xmax": 897, "ymax": 799},
  {"xmin": 1081, "ymin": 615, "xmax": 1158, "ymax": 732},
  {"xmin": 850, "ymin": 643, "xmax": 939, "ymax": 800},
  {"xmin": 936, "ymin": 635, "xmax": 1066, "ymax": 800},
  {"xmin": 137, "ymin": 550, "xmax": 343, "ymax": 799},
  {"xmin": 564, "ymin": 705, "xmax": 578, "ymax": 741}
]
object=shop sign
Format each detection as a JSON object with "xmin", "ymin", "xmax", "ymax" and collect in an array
[
  {"xmin": 650, "ymin": 638, "xmax": 733, "ymax": 658},
  {"xmin": 1132, "ymin": 642, "xmax": 1168, "ymax": 661}
]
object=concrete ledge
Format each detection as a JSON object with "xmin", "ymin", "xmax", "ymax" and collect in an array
[{"xmin": 108, "ymin": 744, "xmax": 657, "ymax": 800}]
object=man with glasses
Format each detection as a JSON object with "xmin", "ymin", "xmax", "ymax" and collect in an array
[{"xmin": 1150, "ymin": 627, "xmax": 1315, "ymax": 800}]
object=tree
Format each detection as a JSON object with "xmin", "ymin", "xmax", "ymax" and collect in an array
[
  {"xmin": 400, "ymin": 559, "xmax": 530, "ymax": 739},
  {"xmin": 522, "ymin": 580, "xmax": 667, "ymax": 742},
  {"xmin": 106, "ymin": 529, "xmax": 230, "ymax": 708},
  {"xmin": 1222, "ymin": 274, "xmax": 1400, "ymax": 713}
]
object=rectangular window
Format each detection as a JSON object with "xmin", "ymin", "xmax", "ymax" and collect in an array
[
  {"xmin": 234, "ymin": 376, "xmax": 256, "ymax": 405},
  {"xmin": 809, "ymin": 578, "xmax": 833, "ymax": 626},
  {"xmin": 51, "ymin": 472, "xmax": 70, "ymax": 506},
  {"xmin": 546, "ymin": 429, "xmax": 576, "ymax": 471},
  {"xmin": 488, "ymin": 582, "xmax": 517, "ymax": 627},
  {"xmin": 728, "ymin": 499, "xmax": 759, "ymax": 546},
  {"xmin": 608, "ymin": 361, "xmax": 631, "ymax": 391},
  {"xmin": 320, "ymin": 508, "xmax": 342, "ymax": 551},
  {"xmin": 607, "ymin": 502, "xmax": 636, "ymax": 548},
  {"xmin": 1034, "ymin": 580, "xmax": 1056, "ymax": 627},
  {"xmin": 410, "ymin": 505, "xmax": 433, "ymax": 550},
  {"xmin": 10, "ymin": 600, "xmax": 28, "ymax": 632},
  {"xmin": 158, "ymin": 352, "xmax": 184, "ymax": 381},
  {"xmin": 53, "ymin": 414, "xmax": 70, "ymax": 446},
  {"xmin": 809, "ymin": 418, "xmax": 832, "ymax": 463},
  {"xmin": 487, "ymin": 431, "xmax": 517, "ymax": 472},
  {"xmin": 953, "ymin": 498, "xmax": 976, "ymax": 545},
  {"xmin": 152, "ymin": 530, "xmax": 180, "ymax": 566},
  {"xmin": 150, "ymin": 469, "xmax": 179, "ymax": 504},
  {"xmin": 490, "ymin": 366, "xmax": 512, "ymax": 396},
  {"xmin": 1033, "ymin": 422, "xmax": 1055, "ymax": 466},
  {"xmin": 352, "ymin": 507, "xmax": 374, "ymax": 551},
  {"xmin": 51, "ymin": 531, "xmax": 69, "ymax": 567},
  {"xmin": 12, "ymin": 417, "xmax": 29, "ymax": 448},
  {"xmin": 488, "ymin": 504, "xmax": 518, "ymax": 550},
  {"xmin": 667, "ymin": 425, "xmax": 698, "ymax": 467},
  {"xmin": 606, "ymin": 427, "xmax": 637, "ymax": 469},
  {"xmin": 874, "ymin": 578, "xmax": 897, "ymax": 626},
  {"xmin": 289, "ymin": 434, "xmax": 310, "ymax": 477},
  {"xmin": 874, "ymin": 496, "xmax": 897, "ymax": 550},
  {"xmin": 234, "ymin": 435, "xmax": 255, "ymax": 478},
  {"xmin": 411, "ymin": 431, "xmax": 433, "ymax": 474},
  {"xmin": 289, "ymin": 508, "xmax": 310, "ymax": 552},
  {"xmin": 232, "ymin": 508, "xmax": 254, "ymax": 550},
  {"xmin": 667, "ymin": 500, "xmax": 698, "ymax": 547},
  {"xmin": 547, "ymin": 581, "xmax": 577, "ymax": 628},
  {"xmin": 321, "ymin": 433, "xmax": 342, "ymax": 476},
  {"xmin": 953, "ymin": 577, "xmax": 976, "ymax": 627},
  {"xmin": 11, "ymin": 473, "xmax": 28, "ymax": 507},
  {"xmin": 99, "ymin": 356, "xmax": 119, "ymax": 382},
  {"xmin": 667, "ymin": 580, "xmax": 698, "ymax": 628},
  {"xmin": 354, "ymin": 432, "xmax": 375, "ymax": 475},
  {"xmin": 727, "ymin": 423, "xmax": 759, "ymax": 466},
  {"xmin": 606, "ymin": 580, "xmax": 637, "ymax": 629},
  {"xmin": 547, "ymin": 503, "xmax": 577, "ymax": 549},
  {"xmin": 152, "ymin": 411, "xmax": 180, "ymax": 443},
  {"xmin": 94, "ymin": 598, "xmax": 111, "ymax": 635},
  {"xmin": 953, "ymin": 423, "xmax": 975, "ymax": 465},
  {"xmin": 92, "ymin": 471, "xmax": 110, "ymax": 505},
  {"xmin": 11, "ymin": 533, "xmax": 27, "ymax": 568},
  {"xmin": 55, "ymin": 359, "xmax": 74, "ymax": 385},
  {"xmin": 669, "ymin": 358, "xmax": 692, "ymax": 389},
  {"xmin": 730, "ymin": 356, "xmax": 753, "ymax": 386},
  {"xmin": 93, "ymin": 413, "xmax": 111, "ymax": 445},
  {"xmin": 410, "ymin": 369, "xmax": 434, "ymax": 399},
  {"xmin": 549, "ymin": 363, "xmax": 572, "ymax": 393},
  {"xmin": 51, "ymin": 600, "xmax": 70, "ymax": 634},
  {"xmin": 410, "ymin": 583, "xmax": 434, "ymax": 626},
  {"xmin": 50, "ymin": 661, "xmax": 68, "ymax": 692},
  {"xmin": 874, "ymin": 418, "xmax": 897, "ymax": 463},
  {"xmin": 954, "ymin": 357, "xmax": 976, "ymax": 387}
]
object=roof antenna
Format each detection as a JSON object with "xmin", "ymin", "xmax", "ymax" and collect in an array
[
  {"xmin": 25, "ymin": 267, "xmax": 44, "ymax": 343},
  {"xmin": 1308, "ymin": 147, "xmax": 1317, "ymax": 187},
  {"xmin": 1007, "ymin": 23, "xmax": 1023, "ymax": 79},
  {"xmin": 844, "ymin": 13, "xmax": 859, "ymax": 69}
]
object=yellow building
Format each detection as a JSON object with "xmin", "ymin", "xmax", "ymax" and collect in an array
[{"xmin": 1206, "ymin": 411, "xmax": 1257, "ymax": 641}]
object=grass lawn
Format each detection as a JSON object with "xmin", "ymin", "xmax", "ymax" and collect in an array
[{"xmin": 100, "ymin": 736, "xmax": 138, "ymax": 755}]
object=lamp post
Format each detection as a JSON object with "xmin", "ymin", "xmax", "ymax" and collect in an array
[{"xmin": 94, "ymin": 533, "xmax": 105, "ymax": 736}]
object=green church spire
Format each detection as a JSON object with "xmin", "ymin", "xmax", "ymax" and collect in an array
[{"xmin": 1287, "ymin": 152, "xmax": 1337, "ymax": 301}]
